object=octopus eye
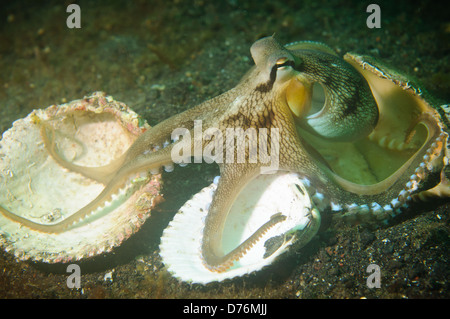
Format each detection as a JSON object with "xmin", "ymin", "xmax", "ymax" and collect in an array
[{"xmin": 275, "ymin": 57, "xmax": 295, "ymax": 70}]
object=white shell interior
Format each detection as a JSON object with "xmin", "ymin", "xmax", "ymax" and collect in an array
[
  {"xmin": 159, "ymin": 172, "xmax": 313, "ymax": 284},
  {"xmin": 0, "ymin": 97, "xmax": 157, "ymax": 262}
]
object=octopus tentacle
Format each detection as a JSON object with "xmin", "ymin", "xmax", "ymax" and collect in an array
[
  {"xmin": 0, "ymin": 140, "xmax": 176, "ymax": 233},
  {"xmin": 206, "ymin": 212, "xmax": 287, "ymax": 272},
  {"xmin": 201, "ymin": 164, "xmax": 281, "ymax": 271},
  {"xmin": 40, "ymin": 123, "xmax": 126, "ymax": 184}
]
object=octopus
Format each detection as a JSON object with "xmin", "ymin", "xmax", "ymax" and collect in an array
[{"xmin": 1, "ymin": 36, "xmax": 449, "ymax": 282}]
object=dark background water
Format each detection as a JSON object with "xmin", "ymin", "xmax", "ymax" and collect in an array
[{"xmin": 0, "ymin": 0, "xmax": 448, "ymax": 299}]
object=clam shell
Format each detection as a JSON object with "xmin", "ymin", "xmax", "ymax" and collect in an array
[
  {"xmin": 159, "ymin": 172, "xmax": 319, "ymax": 284},
  {"xmin": 0, "ymin": 92, "xmax": 162, "ymax": 262}
]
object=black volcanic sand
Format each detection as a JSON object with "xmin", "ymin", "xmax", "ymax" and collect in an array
[{"xmin": 0, "ymin": 0, "xmax": 448, "ymax": 299}]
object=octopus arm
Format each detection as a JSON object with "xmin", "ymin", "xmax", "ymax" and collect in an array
[{"xmin": 201, "ymin": 163, "xmax": 288, "ymax": 272}]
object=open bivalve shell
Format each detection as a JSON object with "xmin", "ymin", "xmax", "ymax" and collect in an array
[
  {"xmin": 159, "ymin": 172, "xmax": 320, "ymax": 284},
  {"xmin": 0, "ymin": 92, "xmax": 162, "ymax": 262}
]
